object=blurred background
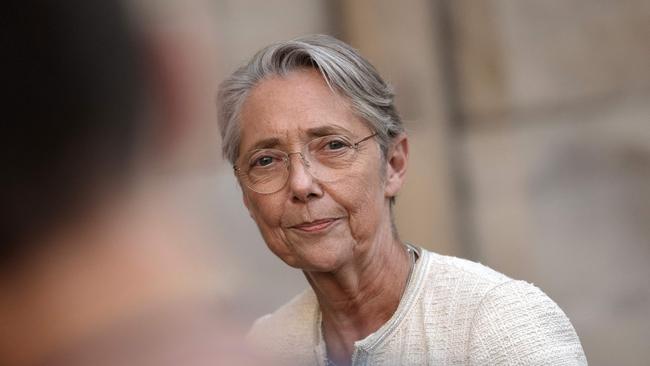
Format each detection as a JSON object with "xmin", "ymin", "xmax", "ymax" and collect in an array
[{"xmin": 204, "ymin": 1, "xmax": 650, "ymax": 365}]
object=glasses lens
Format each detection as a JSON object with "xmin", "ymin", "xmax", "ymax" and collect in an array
[
  {"xmin": 239, "ymin": 134, "xmax": 374, "ymax": 194},
  {"xmin": 243, "ymin": 149, "xmax": 289, "ymax": 193},
  {"xmin": 306, "ymin": 135, "xmax": 359, "ymax": 181}
]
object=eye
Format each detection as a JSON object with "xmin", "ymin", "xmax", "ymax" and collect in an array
[
  {"xmin": 319, "ymin": 136, "xmax": 352, "ymax": 152},
  {"xmin": 248, "ymin": 150, "xmax": 284, "ymax": 168},
  {"xmin": 255, "ymin": 156, "xmax": 275, "ymax": 167},
  {"xmin": 326, "ymin": 139, "xmax": 348, "ymax": 150}
]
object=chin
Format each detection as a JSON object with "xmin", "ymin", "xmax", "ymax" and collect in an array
[
  {"xmin": 292, "ymin": 249, "xmax": 349, "ymax": 273},
  {"xmin": 272, "ymin": 230, "xmax": 354, "ymax": 271}
]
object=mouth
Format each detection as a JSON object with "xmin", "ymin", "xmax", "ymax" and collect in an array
[{"xmin": 290, "ymin": 218, "xmax": 339, "ymax": 233}]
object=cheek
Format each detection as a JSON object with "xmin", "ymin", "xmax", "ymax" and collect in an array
[
  {"xmin": 247, "ymin": 196, "xmax": 296, "ymax": 259},
  {"xmin": 246, "ymin": 192, "xmax": 281, "ymax": 227},
  {"xmin": 330, "ymin": 169, "xmax": 386, "ymax": 235}
]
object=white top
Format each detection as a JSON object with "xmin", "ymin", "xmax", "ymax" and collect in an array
[{"xmin": 248, "ymin": 248, "xmax": 587, "ymax": 365}]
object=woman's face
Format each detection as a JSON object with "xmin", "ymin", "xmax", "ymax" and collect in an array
[{"xmin": 237, "ymin": 69, "xmax": 405, "ymax": 272}]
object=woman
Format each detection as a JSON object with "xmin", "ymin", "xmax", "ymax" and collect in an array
[{"xmin": 216, "ymin": 35, "xmax": 587, "ymax": 365}]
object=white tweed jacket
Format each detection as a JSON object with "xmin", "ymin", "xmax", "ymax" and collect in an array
[{"xmin": 248, "ymin": 248, "xmax": 587, "ymax": 365}]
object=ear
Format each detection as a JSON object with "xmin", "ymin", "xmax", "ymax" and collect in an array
[{"xmin": 384, "ymin": 133, "xmax": 409, "ymax": 199}]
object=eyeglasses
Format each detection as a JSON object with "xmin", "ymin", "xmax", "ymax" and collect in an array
[{"xmin": 234, "ymin": 132, "xmax": 377, "ymax": 194}]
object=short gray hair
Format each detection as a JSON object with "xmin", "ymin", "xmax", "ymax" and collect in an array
[{"xmin": 216, "ymin": 34, "xmax": 403, "ymax": 165}]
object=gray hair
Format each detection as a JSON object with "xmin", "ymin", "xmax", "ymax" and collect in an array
[{"xmin": 216, "ymin": 34, "xmax": 403, "ymax": 165}]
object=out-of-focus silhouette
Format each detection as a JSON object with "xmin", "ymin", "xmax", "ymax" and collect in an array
[{"xmin": 0, "ymin": 1, "xmax": 260, "ymax": 365}]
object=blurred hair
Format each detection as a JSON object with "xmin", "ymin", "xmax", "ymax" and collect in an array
[
  {"xmin": 1, "ymin": 0, "xmax": 148, "ymax": 262},
  {"xmin": 216, "ymin": 34, "xmax": 404, "ymax": 166}
]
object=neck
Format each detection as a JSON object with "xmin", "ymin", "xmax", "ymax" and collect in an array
[{"xmin": 303, "ymin": 231, "xmax": 412, "ymax": 366}]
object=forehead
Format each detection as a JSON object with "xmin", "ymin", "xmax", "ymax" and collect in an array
[{"xmin": 238, "ymin": 69, "xmax": 369, "ymax": 151}]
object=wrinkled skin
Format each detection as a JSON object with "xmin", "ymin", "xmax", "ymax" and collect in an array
[{"xmin": 237, "ymin": 68, "xmax": 407, "ymax": 274}]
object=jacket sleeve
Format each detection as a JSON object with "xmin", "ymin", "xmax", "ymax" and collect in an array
[{"xmin": 468, "ymin": 280, "xmax": 587, "ymax": 365}]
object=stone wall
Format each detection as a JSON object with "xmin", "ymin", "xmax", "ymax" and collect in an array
[{"xmin": 449, "ymin": 1, "xmax": 650, "ymax": 364}]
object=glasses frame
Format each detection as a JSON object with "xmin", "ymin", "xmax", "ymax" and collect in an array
[{"xmin": 234, "ymin": 132, "xmax": 378, "ymax": 194}]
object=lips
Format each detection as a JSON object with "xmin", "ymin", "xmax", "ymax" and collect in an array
[{"xmin": 291, "ymin": 218, "xmax": 338, "ymax": 232}]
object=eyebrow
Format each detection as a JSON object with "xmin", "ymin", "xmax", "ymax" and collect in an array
[
  {"xmin": 248, "ymin": 137, "xmax": 282, "ymax": 151},
  {"xmin": 243, "ymin": 124, "xmax": 357, "ymax": 155},
  {"xmin": 305, "ymin": 125, "xmax": 355, "ymax": 138}
]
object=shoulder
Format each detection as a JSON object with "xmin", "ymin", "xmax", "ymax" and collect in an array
[
  {"xmin": 415, "ymin": 250, "xmax": 586, "ymax": 364},
  {"xmin": 246, "ymin": 288, "xmax": 319, "ymax": 359},
  {"xmin": 419, "ymin": 250, "xmax": 513, "ymax": 304},
  {"xmin": 424, "ymin": 250, "xmax": 512, "ymax": 284},
  {"xmin": 467, "ymin": 280, "xmax": 587, "ymax": 365}
]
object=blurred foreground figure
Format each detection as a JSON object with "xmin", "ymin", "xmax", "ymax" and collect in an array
[{"xmin": 1, "ymin": 1, "xmax": 259, "ymax": 365}]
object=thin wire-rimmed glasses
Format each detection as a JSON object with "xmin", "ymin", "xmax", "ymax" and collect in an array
[{"xmin": 234, "ymin": 132, "xmax": 378, "ymax": 194}]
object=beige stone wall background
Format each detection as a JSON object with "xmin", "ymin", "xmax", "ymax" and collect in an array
[{"xmin": 205, "ymin": 1, "xmax": 650, "ymax": 364}]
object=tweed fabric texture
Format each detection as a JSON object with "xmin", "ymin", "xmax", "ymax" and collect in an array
[{"xmin": 248, "ymin": 248, "xmax": 587, "ymax": 365}]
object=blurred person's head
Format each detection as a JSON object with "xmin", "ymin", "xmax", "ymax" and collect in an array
[
  {"xmin": 0, "ymin": 1, "xmax": 244, "ymax": 365},
  {"xmin": 1, "ymin": 0, "xmax": 220, "ymax": 262},
  {"xmin": 1, "ymin": 0, "xmax": 148, "ymax": 262}
]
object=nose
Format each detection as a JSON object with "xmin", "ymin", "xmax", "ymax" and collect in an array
[
  {"xmin": 287, "ymin": 151, "xmax": 310, "ymax": 169},
  {"xmin": 286, "ymin": 152, "xmax": 322, "ymax": 202}
]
